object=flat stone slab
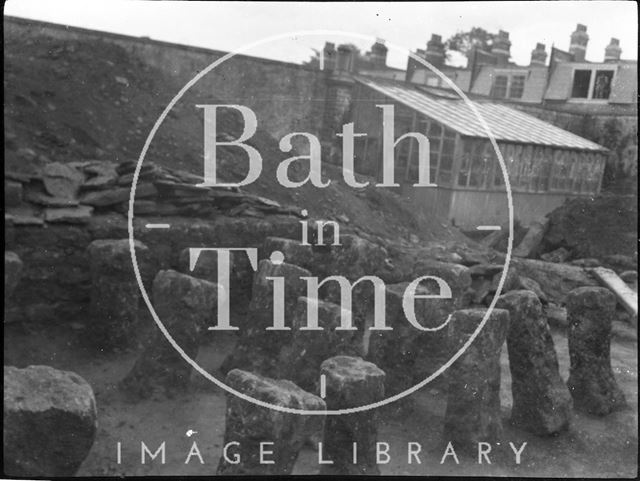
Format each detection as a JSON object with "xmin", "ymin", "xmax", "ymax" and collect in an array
[
  {"xmin": 25, "ymin": 190, "xmax": 80, "ymax": 207},
  {"xmin": 5, "ymin": 251, "xmax": 23, "ymax": 301},
  {"xmin": 590, "ymin": 267, "xmax": 638, "ymax": 320},
  {"xmin": 44, "ymin": 206, "xmax": 94, "ymax": 224},
  {"xmin": 80, "ymin": 182, "xmax": 157, "ymax": 206}
]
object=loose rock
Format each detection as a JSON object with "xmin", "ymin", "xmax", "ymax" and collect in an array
[
  {"xmin": 4, "ymin": 365, "xmax": 97, "ymax": 477},
  {"xmin": 510, "ymin": 258, "xmax": 598, "ymax": 304},
  {"xmin": 278, "ymin": 297, "xmax": 362, "ymax": 392},
  {"xmin": 43, "ymin": 162, "xmax": 84, "ymax": 199},
  {"xmin": 86, "ymin": 238, "xmax": 149, "ymax": 350},
  {"xmin": 221, "ymin": 260, "xmax": 311, "ymax": 377},
  {"xmin": 540, "ymin": 247, "xmax": 570, "ymax": 263},
  {"xmin": 513, "ymin": 218, "xmax": 548, "ymax": 258}
]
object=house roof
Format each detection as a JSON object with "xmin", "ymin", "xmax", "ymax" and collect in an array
[{"xmin": 356, "ymin": 76, "xmax": 607, "ymax": 151}]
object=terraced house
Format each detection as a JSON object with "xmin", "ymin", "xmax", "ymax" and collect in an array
[{"xmin": 318, "ymin": 24, "xmax": 635, "ymax": 227}]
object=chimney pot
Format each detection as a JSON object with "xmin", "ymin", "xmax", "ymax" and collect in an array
[
  {"xmin": 569, "ymin": 23, "xmax": 589, "ymax": 62},
  {"xmin": 369, "ymin": 39, "xmax": 388, "ymax": 67},
  {"xmin": 604, "ymin": 37, "xmax": 622, "ymax": 62},
  {"xmin": 336, "ymin": 44, "xmax": 355, "ymax": 72},
  {"xmin": 491, "ymin": 30, "xmax": 511, "ymax": 66},
  {"xmin": 322, "ymin": 42, "xmax": 336, "ymax": 70},
  {"xmin": 530, "ymin": 42, "xmax": 547, "ymax": 66},
  {"xmin": 425, "ymin": 33, "xmax": 446, "ymax": 68}
]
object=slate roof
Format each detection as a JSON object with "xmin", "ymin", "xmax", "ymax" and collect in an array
[{"xmin": 356, "ymin": 76, "xmax": 607, "ymax": 151}]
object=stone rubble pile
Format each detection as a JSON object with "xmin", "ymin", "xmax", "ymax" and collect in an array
[{"xmin": 5, "ymin": 159, "xmax": 304, "ymax": 226}]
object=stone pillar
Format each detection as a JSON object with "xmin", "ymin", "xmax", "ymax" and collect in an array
[
  {"xmin": 319, "ymin": 356, "xmax": 385, "ymax": 475},
  {"xmin": 566, "ymin": 287, "xmax": 627, "ymax": 415},
  {"xmin": 4, "ymin": 365, "xmax": 97, "ymax": 477},
  {"xmin": 410, "ymin": 260, "xmax": 472, "ymax": 384},
  {"xmin": 443, "ymin": 308, "xmax": 509, "ymax": 451},
  {"xmin": 216, "ymin": 369, "xmax": 325, "ymax": 475},
  {"xmin": 220, "ymin": 259, "xmax": 311, "ymax": 377},
  {"xmin": 87, "ymin": 239, "xmax": 151, "ymax": 350},
  {"xmin": 497, "ymin": 290, "xmax": 572, "ymax": 434},
  {"xmin": 278, "ymin": 297, "xmax": 362, "ymax": 392},
  {"xmin": 5, "ymin": 251, "xmax": 23, "ymax": 301},
  {"xmin": 367, "ymin": 281, "xmax": 454, "ymax": 397},
  {"xmin": 120, "ymin": 269, "xmax": 218, "ymax": 399},
  {"xmin": 178, "ymin": 246, "xmax": 253, "ymax": 305}
]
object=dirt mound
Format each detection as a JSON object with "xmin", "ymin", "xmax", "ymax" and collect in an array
[
  {"xmin": 4, "ymin": 30, "xmax": 461, "ymax": 245},
  {"xmin": 541, "ymin": 195, "xmax": 638, "ymax": 260}
]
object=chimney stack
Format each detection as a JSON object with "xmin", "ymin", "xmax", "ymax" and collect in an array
[
  {"xmin": 491, "ymin": 30, "xmax": 511, "ymax": 66},
  {"xmin": 530, "ymin": 42, "xmax": 547, "ymax": 66},
  {"xmin": 369, "ymin": 39, "xmax": 388, "ymax": 68},
  {"xmin": 322, "ymin": 42, "xmax": 336, "ymax": 71},
  {"xmin": 336, "ymin": 44, "xmax": 355, "ymax": 72},
  {"xmin": 569, "ymin": 23, "xmax": 589, "ymax": 62},
  {"xmin": 425, "ymin": 34, "xmax": 446, "ymax": 68},
  {"xmin": 604, "ymin": 37, "xmax": 622, "ymax": 62}
]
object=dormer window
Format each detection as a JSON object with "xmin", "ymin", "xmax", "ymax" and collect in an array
[
  {"xmin": 571, "ymin": 68, "xmax": 615, "ymax": 100},
  {"xmin": 592, "ymin": 70, "xmax": 613, "ymax": 99},
  {"xmin": 491, "ymin": 73, "xmax": 526, "ymax": 99},
  {"xmin": 508, "ymin": 75, "xmax": 526, "ymax": 99},
  {"xmin": 491, "ymin": 75, "xmax": 508, "ymax": 98}
]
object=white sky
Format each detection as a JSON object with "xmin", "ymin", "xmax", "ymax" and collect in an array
[{"xmin": 4, "ymin": 1, "xmax": 638, "ymax": 69}]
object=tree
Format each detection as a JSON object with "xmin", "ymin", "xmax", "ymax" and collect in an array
[{"xmin": 445, "ymin": 27, "xmax": 495, "ymax": 58}]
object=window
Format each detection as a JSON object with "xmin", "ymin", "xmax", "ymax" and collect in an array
[
  {"xmin": 491, "ymin": 75, "xmax": 508, "ymax": 98},
  {"xmin": 394, "ymin": 120, "xmax": 414, "ymax": 181},
  {"xmin": 592, "ymin": 70, "xmax": 613, "ymax": 99},
  {"xmin": 571, "ymin": 70, "xmax": 592, "ymax": 98},
  {"xmin": 509, "ymin": 75, "xmax": 526, "ymax": 99},
  {"xmin": 405, "ymin": 119, "xmax": 457, "ymax": 186},
  {"xmin": 458, "ymin": 140, "xmax": 493, "ymax": 189},
  {"xmin": 571, "ymin": 68, "xmax": 615, "ymax": 100},
  {"xmin": 426, "ymin": 77, "xmax": 440, "ymax": 87}
]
